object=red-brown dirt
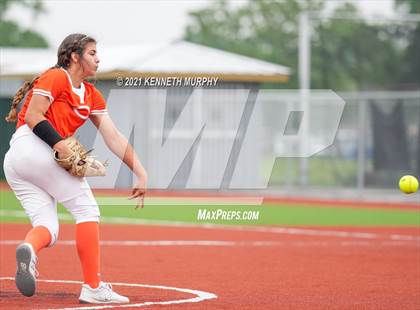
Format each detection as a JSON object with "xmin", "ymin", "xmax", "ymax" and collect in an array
[{"xmin": 1, "ymin": 223, "xmax": 419, "ymax": 309}]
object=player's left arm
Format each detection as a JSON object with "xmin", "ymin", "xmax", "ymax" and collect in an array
[{"xmin": 90, "ymin": 113, "xmax": 148, "ymax": 208}]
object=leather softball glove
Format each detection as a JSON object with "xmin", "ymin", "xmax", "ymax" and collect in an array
[{"xmin": 54, "ymin": 137, "xmax": 107, "ymax": 177}]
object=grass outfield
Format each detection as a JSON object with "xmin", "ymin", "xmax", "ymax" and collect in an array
[{"xmin": 1, "ymin": 190, "xmax": 419, "ymax": 227}]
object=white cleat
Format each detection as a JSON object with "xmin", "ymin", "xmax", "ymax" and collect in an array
[
  {"xmin": 15, "ymin": 243, "xmax": 38, "ymax": 297},
  {"xmin": 79, "ymin": 281, "xmax": 130, "ymax": 304}
]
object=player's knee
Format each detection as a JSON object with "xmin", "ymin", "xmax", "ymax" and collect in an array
[
  {"xmin": 74, "ymin": 210, "xmax": 100, "ymax": 224},
  {"xmin": 47, "ymin": 222, "xmax": 59, "ymax": 246},
  {"xmin": 63, "ymin": 192, "xmax": 100, "ymax": 223},
  {"xmin": 33, "ymin": 221, "xmax": 59, "ymax": 247}
]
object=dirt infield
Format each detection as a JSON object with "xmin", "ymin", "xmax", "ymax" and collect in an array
[{"xmin": 0, "ymin": 223, "xmax": 419, "ymax": 309}]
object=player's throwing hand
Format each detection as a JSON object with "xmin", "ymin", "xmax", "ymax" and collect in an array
[{"xmin": 128, "ymin": 176, "xmax": 148, "ymax": 209}]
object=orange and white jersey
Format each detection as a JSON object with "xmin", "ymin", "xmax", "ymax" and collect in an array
[{"xmin": 17, "ymin": 67, "xmax": 108, "ymax": 137}]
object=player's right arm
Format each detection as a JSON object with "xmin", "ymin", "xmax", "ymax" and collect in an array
[
  {"xmin": 25, "ymin": 94, "xmax": 51, "ymax": 129},
  {"xmin": 25, "ymin": 94, "xmax": 72, "ymax": 158}
]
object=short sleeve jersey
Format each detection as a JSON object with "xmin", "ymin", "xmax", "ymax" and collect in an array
[{"xmin": 17, "ymin": 68, "xmax": 108, "ymax": 137}]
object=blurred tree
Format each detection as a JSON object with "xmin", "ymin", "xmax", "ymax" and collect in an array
[
  {"xmin": 184, "ymin": 0, "xmax": 409, "ymax": 91},
  {"xmin": 395, "ymin": 0, "xmax": 420, "ymax": 14},
  {"xmin": 312, "ymin": 3, "xmax": 402, "ymax": 90},
  {"xmin": 395, "ymin": 0, "xmax": 420, "ymax": 176},
  {"xmin": 184, "ymin": 0, "xmax": 324, "ymax": 89},
  {"xmin": 394, "ymin": 0, "xmax": 420, "ymax": 87},
  {"xmin": 0, "ymin": 0, "xmax": 48, "ymax": 47}
]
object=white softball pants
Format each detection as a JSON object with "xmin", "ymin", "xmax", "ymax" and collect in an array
[{"xmin": 3, "ymin": 125, "xmax": 100, "ymax": 246}]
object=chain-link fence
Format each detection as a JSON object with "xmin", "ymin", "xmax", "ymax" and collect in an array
[
  {"xmin": 268, "ymin": 91, "xmax": 420, "ymax": 192},
  {"xmin": 1, "ymin": 89, "xmax": 419, "ymax": 199}
]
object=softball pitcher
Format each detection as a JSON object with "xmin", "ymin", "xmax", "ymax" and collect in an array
[{"xmin": 3, "ymin": 33, "xmax": 147, "ymax": 304}]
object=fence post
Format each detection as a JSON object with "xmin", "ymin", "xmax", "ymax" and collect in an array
[{"xmin": 357, "ymin": 99, "xmax": 367, "ymax": 194}]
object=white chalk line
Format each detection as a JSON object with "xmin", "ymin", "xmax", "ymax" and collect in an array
[
  {"xmin": 1, "ymin": 209, "xmax": 419, "ymax": 241},
  {"xmin": 0, "ymin": 239, "xmax": 418, "ymax": 247},
  {"xmin": 96, "ymin": 196, "xmax": 264, "ymax": 206},
  {"xmin": 0, "ymin": 277, "xmax": 217, "ymax": 310}
]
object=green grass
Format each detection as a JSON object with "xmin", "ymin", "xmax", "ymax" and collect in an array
[{"xmin": 1, "ymin": 190, "xmax": 419, "ymax": 227}]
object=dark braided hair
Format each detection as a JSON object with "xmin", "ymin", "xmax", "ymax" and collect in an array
[{"xmin": 5, "ymin": 33, "xmax": 96, "ymax": 122}]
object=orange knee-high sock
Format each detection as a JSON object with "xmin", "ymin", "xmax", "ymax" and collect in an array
[
  {"xmin": 76, "ymin": 222, "xmax": 100, "ymax": 289},
  {"xmin": 24, "ymin": 226, "xmax": 52, "ymax": 254}
]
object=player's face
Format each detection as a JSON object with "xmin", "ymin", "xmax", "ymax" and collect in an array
[{"xmin": 81, "ymin": 42, "xmax": 100, "ymax": 77}]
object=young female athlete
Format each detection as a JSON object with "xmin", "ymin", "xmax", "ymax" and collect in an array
[{"xmin": 3, "ymin": 33, "xmax": 147, "ymax": 304}]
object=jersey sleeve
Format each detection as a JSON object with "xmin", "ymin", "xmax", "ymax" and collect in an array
[
  {"xmin": 32, "ymin": 69, "xmax": 67, "ymax": 103},
  {"xmin": 90, "ymin": 88, "xmax": 108, "ymax": 115}
]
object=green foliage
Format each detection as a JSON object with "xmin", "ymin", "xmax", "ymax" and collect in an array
[
  {"xmin": 184, "ymin": 0, "xmax": 418, "ymax": 90},
  {"xmin": 395, "ymin": 0, "xmax": 420, "ymax": 13},
  {"xmin": 0, "ymin": 0, "xmax": 44, "ymax": 19},
  {"xmin": 394, "ymin": 0, "xmax": 420, "ymax": 86},
  {"xmin": 269, "ymin": 157, "xmax": 358, "ymax": 187},
  {"xmin": 0, "ymin": 0, "xmax": 48, "ymax": 47},
  {"xmin": 0, "ymin": 20, "xmax": 48, "ymax": 47},
  {"xmin": 185, "ymin": 0, "xmax": 323, "ymax": 88},
  {"xmin": 312, "ymin": 3, "xmax": 403, "ymax": 90}
]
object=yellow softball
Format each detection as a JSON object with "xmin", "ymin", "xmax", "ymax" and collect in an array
[{"xmin": 399, "ymin": 175, "xmax": 419, "ymax": 194}]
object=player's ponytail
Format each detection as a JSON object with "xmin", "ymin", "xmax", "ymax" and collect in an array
[{"xmin": 5, "ymin": 76, "xmax": 39, "ymax": 122}]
